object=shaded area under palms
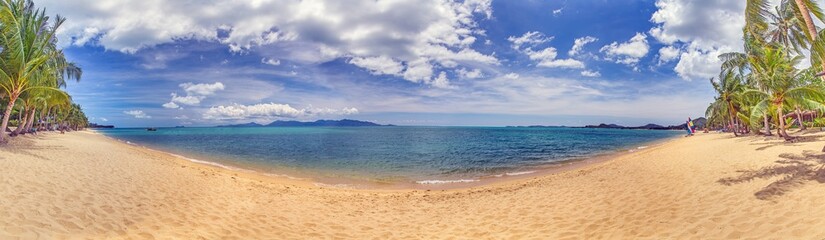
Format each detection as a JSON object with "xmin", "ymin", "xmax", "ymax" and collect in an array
[{"xmin": 719, "ymin": 150, "xmax": 825, "ymax": 200}]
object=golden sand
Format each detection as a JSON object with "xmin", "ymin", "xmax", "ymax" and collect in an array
[{"xmin": 2, "ymin": 130, "xmax": 825, "ymax": 239}]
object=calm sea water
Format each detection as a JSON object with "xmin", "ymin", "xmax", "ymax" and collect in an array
[{"xmin": 97, "ymin": 127, "xmax": 681, "ymax": 184}]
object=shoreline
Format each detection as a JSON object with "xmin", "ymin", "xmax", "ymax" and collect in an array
[
  {"xmin": 5, "ymin": 129, "xmax": 825, "ymax": 238},
  {"xmin": 91, "ymin": 129, "xmax": 681, "ymax": 191}
]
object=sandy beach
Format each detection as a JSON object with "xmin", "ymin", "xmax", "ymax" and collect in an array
[{"xmin": 2, "ymin": 131, "xmax": 825, "ymax": 239}]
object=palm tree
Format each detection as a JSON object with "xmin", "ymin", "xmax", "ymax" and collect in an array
[
  {"xmin": 0, "ymin": 0, "xmax": 66, "ymax": 142},
  {"xmin": 766, "ymin": 2, "xmax": 809, "ymax": 56},
  {"xmin": 707, "ymin": 71, "xmax": 746, "ymax": 136},
  {"xmin": 745, "ymin": 47, "xmax": 825, "ymax": 139}
]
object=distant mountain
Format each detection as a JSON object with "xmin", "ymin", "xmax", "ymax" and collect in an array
[
  {"xmin": 584, "ymin": 123, "xmax": 625, "ymax": 129},
  {"xmin": 217, "ymin": 122, "xmax": 264, "ymax": 128},
  {"xmin": 217, "ymin": 119, "xmax": 389, "ymax": 128},
  {"xmin": 580, "ymin": 118, "xmax": 707, "ymax": 130}
]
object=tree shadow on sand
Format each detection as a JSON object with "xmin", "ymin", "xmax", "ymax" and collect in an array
[{"xmin": 718, "ymin": 150, "xmax": 825, "ymax": 200}]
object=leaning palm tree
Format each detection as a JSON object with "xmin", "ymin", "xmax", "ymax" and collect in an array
[
  {"xmin": 707, "ymin": 71, "xmax": 746, "ymax": 136},
  {"xmin": 0, "ymin": 0, "xmax": 66, "ymax": 142},
  {"xmin": 745, "ymin": 47, "xmax": 825, "ymax": 139}
]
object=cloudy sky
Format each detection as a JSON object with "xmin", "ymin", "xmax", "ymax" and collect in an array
[{"xmin": 43, "ymin": 0, "xmax": 754, "ymax": 127}]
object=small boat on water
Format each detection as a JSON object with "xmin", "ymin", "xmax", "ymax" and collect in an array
[{"xmin": 146, "ymin": 128, "xmax": 158, "ymax": 131}]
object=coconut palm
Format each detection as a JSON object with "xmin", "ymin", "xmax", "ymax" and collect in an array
[
  {"xmin": 766, "ymin": 2, "xmax": 809, "ymax": 56},
  {"xmin": 0, "ymin": 0, "xmax": 66, "ymax": 142},
  {"xmin": 745, "ymin": 47, "xmax": 825, "ymax": 139},
  {"xmin": 707, "ymin": 71, "xmax": 746, "ymax": 136}
]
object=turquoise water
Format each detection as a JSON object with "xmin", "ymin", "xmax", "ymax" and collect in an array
[{"xmin": 97, "ymin": 127, "xmax": 681, "ymax": 184}]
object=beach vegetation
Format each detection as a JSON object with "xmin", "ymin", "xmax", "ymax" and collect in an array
[
  {"xmin": 708, "ymin": 0, "xmax": 825, "ymax": 141},
  {"xmin": 0, "ymin": 0, "xmax": 85, "ymax": 143}
]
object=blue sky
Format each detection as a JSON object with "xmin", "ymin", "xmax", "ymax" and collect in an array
[{"xmin": 44, "ymin": 0, "xmax": 752, "ymax": 127}]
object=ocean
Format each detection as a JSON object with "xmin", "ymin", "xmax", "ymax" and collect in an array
[{"xmin": 97, "ymin": 126, "xmax": 682, "ymax": 186}]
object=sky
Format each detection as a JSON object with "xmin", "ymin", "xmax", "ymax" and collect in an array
[{"xmin": 38, "ymin": 0, "xmax": 758, "ymax": 127}]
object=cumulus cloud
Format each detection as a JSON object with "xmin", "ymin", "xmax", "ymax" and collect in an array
[
  {"xmin": 581, "ymin": 70, "xmax": 601, "ymax": 77},
  {"xmin": 509, "ymin": 31, "xmax": 584, "ymax": 69},
  {"xmin": 674, "ymin": 48, "xmax": 727, "ymax": 80},
  {"xmin": 163, "ymin": 82, "xmax": 225, "ymax": 109},
  {"xmin": 658, "ymin": 46, "xmax": 681, "ymax": 64},
  {"xmin": 203, "ymin": 103, "xmax": 359, "ymax": 120},
  {"xmin": 600, "ymin": 32, "xmax": 649, "ymax": 66},
  {"xmin": 648, "ymin": 0, "xmax": 752, "ymax": 80},
  {"xmin": 569, "ymin": 36, "xmax": 598, "ymax": 56},
  {"xmin": 42, "ymin": 0, "xmax": 497, "ymax": 88},
  {"xmin": 124, "ymin": 110, "xmax": 151, "ymax": 119},
  {"xmin": 180, "ymin": 82, "xmax": 225, "ymax": 96}
]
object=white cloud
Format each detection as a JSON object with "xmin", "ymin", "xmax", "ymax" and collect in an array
[
  {"xmin": 552, "ymin": 8, "xmax": 563, "ymax": 16},
  {"xmin": 162, "ymin": 102, "xmax": 181, "ymax": 109},
  {"xmin": 43, "ymin": 0, "xmax": 496, "ymax": 88},
  {"xmin": 600, "ymin": 32, "xmax": 649, "ymax": 66},
  {"xmin": 163, "ymin": 82, "xmax": 225, "ymax": 109},
  {"xmin": 349, "ymin": 56, "xmax": 404, "ymax": 76},
  {"xmin": 124, "ymin": 110, "xmax": 151, "ymax": 119},
  {"xmin": 503, "ymin": 73, "xmax": 520, "ymax": 80},
  {"xmin": 431, "ymin": 71, "xmax": 454, "ymax": 89},
  {"xmin": 507, "ymin": 31, "xmax": 552, "ymax": 50},
  {"xmin": 510, "ymin": 31, "xmax": 585, "ymax": 69},
  {"xmin": 457, "ymin": 68, "xmax": 483, "ymax": 79},
  {"xmin": 537, "ymin": 58, "xmax": 585, "ymax": 69},
  {"xmin": 581, "ymin": 70, "xmax": 601, "ymax": 77},
  {"xmin": 649, "ymin": 0, "xmax": 756, "ymax": 80},
  {"xmin": 649, "ymin": 0, "xmax": 745, "ymax": 51},
  {"xmin": 170, "ymin": 93, "xmax": 202, "ymax": 106},
  {"xmin": 203, "ymin": 103, "xmax": 359, "ymax": 120},
  {"xmin": 261, "ymin": 58, "xmax": 281, "ymax": 66},
  {"xmin": 180, "ymin": 82, "xmax": 225, "ymax": 96},
  {"xmin": 658, "ymin": 46, "xmax": 681, "ymax": 64},
  {"xmin": 569, "ymin": 36, "xmax": 598, "ymax": 56},
  {"xmin": 674, "ymin": 48, "xmax": 727, "ymax": 81}
]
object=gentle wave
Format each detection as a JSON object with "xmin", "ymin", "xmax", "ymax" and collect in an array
[
  {"xmin": 166, "ymin": 153, "xmax": 245, "ymax": 171},
  {"xmin": 505, "ymin": 170, "xmax": 537, "ymax": 176},
  {"xmin": 492, "ymin": 170, "xmax": 538, "ymax": 177},
  {"xmin": 416, "ymin": 179, "xmax": 480, "ymax": 184}
]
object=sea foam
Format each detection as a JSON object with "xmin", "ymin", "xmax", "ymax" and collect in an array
[{"xmin": 416, "ymin": 179, "xmax": 479, "ymax": 184}]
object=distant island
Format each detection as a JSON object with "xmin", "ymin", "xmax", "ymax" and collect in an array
[
  {"xmin": 580, "ymin": 117, "xmax": 707, "ymax": 130},
  {"xmin": 88, "ymin": 123, "xmax": 115, "ymax": 129},
  {"xmin": 507, "ymin": 117, "xmax": 707, "ymax": 130},
  {"xmin": 217, "ymin": 119, "xmax": 392, "ymax": 128}
]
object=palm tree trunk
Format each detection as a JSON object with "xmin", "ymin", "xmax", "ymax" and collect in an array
[
  {"xmin": 795, "ymin": 107, "xmax": 806, "ymax": 130},
  {"xmin": 13, "ymin": 108, "xmax": 28, "ymax": 135},
  {"xmin": 24, "ymin": 109, "xmax": 36, "ymax": 132},
  {"xmin": 778, "ymin": 105, "xmax": 790, "ymax": 139},
  {"xmin": 0, "ymin": 93, "xmax": 18, "ymax": 142},
  {"xmin": 730, "ymin": 115, "xmax": 739, "ymax": 136},
  {"xmin": 794, "ymin": 0, "xmax": 825, "ymax": 79},
  {"xmin": 764, "ymin": 115, "xmax": 772, "ymax": 136}
]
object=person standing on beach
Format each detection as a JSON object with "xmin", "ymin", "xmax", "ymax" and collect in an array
[{"xmin": 685, "ymin": 120, "xmax": 694, "ymax": 136}]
